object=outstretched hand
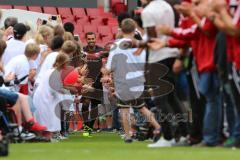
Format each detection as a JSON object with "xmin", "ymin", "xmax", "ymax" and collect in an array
[{"xmin": 147, "ymin": 38, "xmax": 167, "ymax": 50}]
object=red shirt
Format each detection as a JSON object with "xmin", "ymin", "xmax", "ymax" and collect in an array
[
  {"xmin": 170, "ymin": 18, "xmax": 218, "ymax": 73},
  {"xmin": 226, "ymin": 3, "xmax": 240, "ymax": 70},
  {"xmin": 167, "ymin": 16, "xmax": 194, "ymax": 48}
]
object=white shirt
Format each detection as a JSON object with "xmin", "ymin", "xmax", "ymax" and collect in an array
[
  {"xmin": 2, "ymin": 38, "xmax": 26, "ymax": 66},
  {"xmin": 106, "ymin": 38, "xmax": 146, "ymax": 101},
  {"xmin": 35, "ymin": 52, "xmax": 59, "ymax": 85},
  {"xmin": 4, "ymin": 55, "xmax": 30, "ymax": 85},
  {"xmin": 141, "ymin": 0, "xmax": 179, "ymax": 63}
]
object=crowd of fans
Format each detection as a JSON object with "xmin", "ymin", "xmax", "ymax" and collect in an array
[{"xmin": 1, "ymin": 0, "xmax": 240, "ymax": 156}]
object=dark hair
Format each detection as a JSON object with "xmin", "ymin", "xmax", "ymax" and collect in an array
[
  {"xmin": 64, "ymin": 22, "xmax": 75, "ymax": 35},
  {"xmin": 117, "ymin": 12, "xmax": 131, "ymax": 28},
  {"xmin": 51, "ymin": 36, "xmax": 64, "ymax": 51},
  {"xmin": 133, "ymin": 14, "xmax": 143, "ymax": 29},
  {"xmin": 85, "ymin": 32, "xmax": 96, "ymax": 39},
  {"xmin": 4, "ymin": 17, "xmax": 18, "ymax": 29}
]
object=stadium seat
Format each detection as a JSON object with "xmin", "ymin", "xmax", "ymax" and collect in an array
[
  {"xmin": 74, "ymin": 24, "xmax": 83, "ymax": 35},
  {"xmin": 28, "ymin": 6, "xmax": 42, "ymax": 13},
  {"xmin": 43, "ymin": 7, "xmax": 58, "ymax": 15},
  {"xmin": 91, "ymin": 18, "xmax": 104, "ymax": 25},
  {"xmin": 98, "ymin": 6, "xmax": 105, "ymax": 15},
  {"xmin": 102, "ymin": 34, "xmax": 114, "ymax": 42},
  {"xmin": 72, "ymin": 8, "xmax": 86, "ymax": 18},
  {"xmin": 111, "ymin": 26, "xmax": 119, "ymax": 37},
  {"xmin": 108, "ymin": 19, "xmax": 118, "ymax": 26},
  {"xmin": 76, "ymin": 16, "xmax": 90, "ymax": 26},
  {"xmin": 101, "ymin": 12, "xmax": 113, "ymax": 19},
  {"xmin": 98, "ymin": 26, "xmax": 111, "ymax": 37},
  {"xmin": 58, "ymin": 7, "xmax": 72, "ymax": 16},
  {"xmin": 86, "ymin": 8, "xmax": 101, "ymax": 19},
  {"xmin": 62, "ymin": 17, "xmax": 75, "ymax": 24},
  {"xmin": 13, "ymin": 6, "xmax": 28, "ymax": 10},
  {"xmin": 0, "ymin": 5, "xmax": 12, "ymax": 9},
  {"xmin": 83, "ymin": 25, "xmax": 97, "ymax": 33}
]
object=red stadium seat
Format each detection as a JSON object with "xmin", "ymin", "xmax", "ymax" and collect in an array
[
  {"xmin": 28, "ymin": 6, "xmax": 42, "ymax": 13},
  {"xmin": 91, "ymin": 18, "xmax": 103, "ymax": 25},
  {"xmin": 43, "ymin": 7, "xmax": 58, "ymax": 15},
  {"xmin": 62, "ymin": 17, "xmax": 75, "ymax": 24},
  {"xmin": 101, "ymin": 12, "xmax": 113, "ymax": 19},
  {"xmin": 0, "ymin": 5, "xmax": 12, "ymax": 9},
  {"xmin": 111, "ymin": 26, "xmax": 119, "ymax": 35},
  {"xmin": 98, "ymin": 6, "xmax": 105, "ymax": 15},
  {"xmin": 102, "ymin": 34, "xmax": 114, "ymax": 42},
  {"xmin": 76, "ymin": 16, "xmax": 90, "ymax": 25},
  {"xmin": 13, "ymin": 5, "xmax": 28, "ymax": 10},
  {"xmin": 74, "ymin": 24, "xmax": 83, "ymax": 35},
  {"xmin": 98, "ymin": 26, "xmax": 111, "ymax": 37},
  {"xmin": 86, "ymin": 8, "xmax": 101, "ymax": 19},
  {"xmin": 58, "ymin": 7, "xmax": 72, "ymax": 15},
  {"xmin": 108, "ymin": 19, "xmax": 118, "ymax": 26},
  {"xmin": 83, "ymin": 25, "xmax": 97, "ymax": 33},
  {"xmin": 72, "ymin": 8, "xmax": 86, "ymax": 18}
]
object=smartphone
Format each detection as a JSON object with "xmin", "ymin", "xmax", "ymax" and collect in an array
[
  {"xmin": 51, "ymin": 16, "xmax": 57, "ymax": 21},
  {"xmin": 42, "ymin": 20, "xmax": 47, "ymax": 25},
  {"xmin": 74, "ymin": 35, "xmax": 80, "ymax": 42}
]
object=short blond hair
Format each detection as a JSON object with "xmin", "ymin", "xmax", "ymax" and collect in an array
[
  {"xmin": 121, "ymin": 18, "xmax": 136, "ymax": 34},
  {"xmin": 61, "ymin": 40, "xmax": 77, "ymax": 55},
  {"xmin": 25, "ymin": 43, "xmax": 40, "ymax": 58}
]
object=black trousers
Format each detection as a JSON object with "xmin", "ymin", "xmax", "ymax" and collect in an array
[{"xmin": 146, "ymin": 58, "xmax": 188, "ymax": 140}]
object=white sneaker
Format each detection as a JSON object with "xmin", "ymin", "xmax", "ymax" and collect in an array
[
  {"xmin": 173, "ymin": 137, "xmax": 189, "ymax": 146},
  {"xmin": 20, "ymin": 132, "xmax": 36, "ymax": 140},
  {"xmin": 148, "ymin": 138, "xmax": 175, "ymax": 148}
]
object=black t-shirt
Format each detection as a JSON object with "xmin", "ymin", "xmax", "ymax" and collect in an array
[{"xmin": 83, "ymin": 45, "xmax": 104, "ymax": 90}]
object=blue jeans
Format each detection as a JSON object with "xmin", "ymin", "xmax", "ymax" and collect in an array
[
  {"xmin": 0, "ymin": 88, "xmax": 18, "ymax": 105},
  {"xmin": 234, "ymin": 112, "xmax": 240, "ymax": 140},
  {"xmin": 198, "ymin": 72, "xmax": 222, "ymax": 145},
  {"xmin": 223, "ymin": 82, "xmax": 237, "ymax": 137}
]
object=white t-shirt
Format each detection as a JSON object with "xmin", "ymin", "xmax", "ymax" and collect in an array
[
  {"xmin": 141, "ymin": 0, "xmax": 179, "ymax": 63},
  {"xmin": 2, "ymin": 38, "xmax": 26, "ymax": 66},
  {"xmin": 106, "ymin": 38, "xmax": 146, "ymax": 101},
  {"xmin": 4, "ymin": 55, "xmax": 30, "ymax": 85},
  {"xmin": 35, "ymin": 52, "xmax": 59, "ymax": 85}
]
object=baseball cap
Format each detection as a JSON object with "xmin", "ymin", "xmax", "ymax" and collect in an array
[{"xmin": 13, "ymin": 23, "xmax": 27, "ymax": 39}]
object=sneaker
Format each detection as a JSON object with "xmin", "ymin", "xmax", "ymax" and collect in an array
[
  {"xmin": 27, "ymin": 136, "xmax": 51, "ymax": 143},
  {"xmin": 124, "ymin": 137, "xmax": 133, "ymax": 143},
  {"xmin": 148, "ymin": 138, "xmax": 174, "ymax": 148},
  {"xmin": 173, "ymin": 137, "xmax": 189, "ymax": 146},
  {"xmin": 20, "ymin": 132, "xmax": 36, "ymax": 140},
  {"xmin": 224, "ymin": 137, "xmax": 235, "ymax": 148},
  {"xmin": 25, "ymin": 119, "xmax": 47, "ymax": 132}
]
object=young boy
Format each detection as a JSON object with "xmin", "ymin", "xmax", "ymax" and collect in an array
[
  {"xmin": 4, "ymin": 43, "xmax": 40, "ymax": 94},
  {"xmin": 103, "ymin": 18, "xmax": 161, "ymax": 143}
]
